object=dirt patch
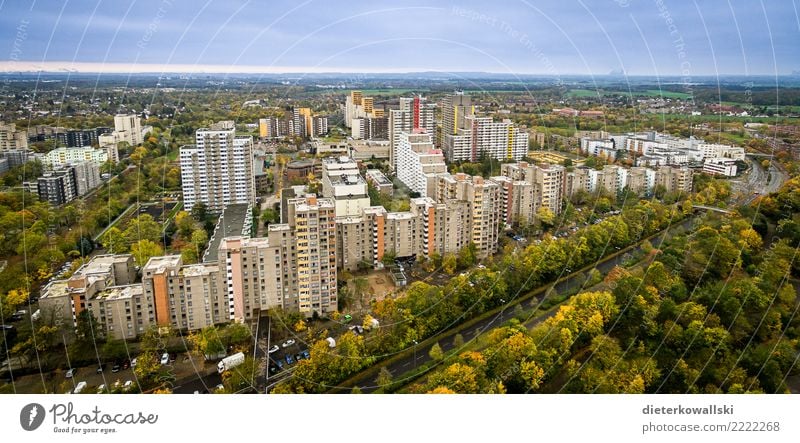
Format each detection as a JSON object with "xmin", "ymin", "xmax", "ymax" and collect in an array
[{"xmin": 364, "ymin": 271, "xmax": 396, "ymax": 302}]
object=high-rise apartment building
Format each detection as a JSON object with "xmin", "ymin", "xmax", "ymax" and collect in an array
[
  {"xmin": 444, "ymin": 115, "xmax": 528, "ymax": 162},
  {"xmin": 502, "ymin": 161, "xmax": 565, "ymax": 215},
  {"xmin": 441, "ymin": 92, "xmax": 474, "ymax": 143},
  {"xmin": 437, "ymin": 173, "xmax": 502, "ymax": 258},
  {"xmin": 286, "ymin": 195, "xmax": 337, "ymax": 316},
  {"xmin": 180, "ymin": 124, "xmax": 254, "ymax": 212},
  {"xmin": 388, "ymin": 96, "xmax": 436, "ymax": 172},
  {"xmin": 395, "ymin": 130, "xmax": 448, "ymax": 198}
]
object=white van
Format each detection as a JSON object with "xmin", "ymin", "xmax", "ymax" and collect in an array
[{"xmin": 73, "ymin": 381, "xmax": 87, "ymax": 394}]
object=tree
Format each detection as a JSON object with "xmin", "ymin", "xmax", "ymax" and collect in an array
[
  {"xmin": 376, "ymin": 366, "xmax": 393, "ymax": 389},
  {"xmin": 536, "ymin": 207, "xmax": 555, "ymax": 228},
  {"xmin": 130, "ymin": 239, "xmax": 163, "ymax": 267},
  {"xmin": 123, "ymin": 214, "xmax": 162, "ymax": 244},
  {"xmin": 174, "ymin": 211, "xmax": 197, "ymax": 239},
  {"xmin": 221, "ymin": 356, "xmax": 260, "ymax": 392},
  {"xmin": 442, "ymin": 253, "xmax": 457, "ymax": 275},
  {"xmin": 429, "ymin": 342, "xmax": 444, "ymax": 361},
  {"xmin": 453, "ymin": 333, "xmax": 465, "ymax": 348},
  {"xmin": 350, "ymin": 386, "xmax": 363, "ymax": 394},
  {"xmin": 261, "ymin": 208, "xmax": 279, "ymax": 226},
  {"xmin": 456, "ymin": 243, "xmax": 477, "ymax": 269},
  {"xmin": 3, "ymin": 288, "xmax": 29, "ymax": 313}
]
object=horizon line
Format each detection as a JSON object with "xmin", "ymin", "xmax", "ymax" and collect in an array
[{"xmin": 0, "ymin": 61, "xmax": 796, "ymax": 77}]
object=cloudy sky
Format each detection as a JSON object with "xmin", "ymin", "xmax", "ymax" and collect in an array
[{"xmin": 0, "ymin": 0, "xmax": 798, "ymax": 75}]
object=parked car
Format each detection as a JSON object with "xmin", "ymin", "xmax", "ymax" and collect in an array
[
  {"xmin": 123, "ymin": 380, "xmax": 133, "ymax": 390},
  {"xmin": 97, "ymin": 384, "xmax": 106, "ymax": 394},
  {"xmin": 302, "ymin": 350, "xmax": 310, "ymax": 360},
  {"xmin": 131, "ymin": 358, "xmax": 137, "ymax": 368},
  {"xmin": 281, "ymin": 339, "xmax": 295, "ymax": 348},
  {"xmin": 160, "ymin": 353, "xmax": 169, "ymax": 365},
  {"xmin": 276, "ymin": 359, "xmax": 284, "ymax": 370},
  {"xmin": 96, "ymin": 365, "xmax": 104, "ymax": 374},
  {"xmin": 111, "ymin": 363, "xmax": 120, "ymax": 373},
  {"xmin": 268, "ymin": 345, "xmax": 279, "ymax": 354},
  {"xmin": 343, "ymin": 314, "xmax": 353, "ymax": 323},
  {"xmin": 65, "ymin": 368, "xmax": 76, "ymax": 379},
  {"xmin": 121, "ymin": 359, "xmax": 130, "ymax": 369}
]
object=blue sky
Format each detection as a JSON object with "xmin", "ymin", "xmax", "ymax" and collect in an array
[{"xmin": 0, "ymin": 0, "xmax": 798, "ymax": 75}]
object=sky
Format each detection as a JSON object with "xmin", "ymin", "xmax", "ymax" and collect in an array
[{"xmin": 0, "ymin": 0, "xmax": 798, "ymax": 75}]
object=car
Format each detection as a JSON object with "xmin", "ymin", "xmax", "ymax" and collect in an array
[
  {"xmin": 343, "ymin": 314, "xmax": 353, "ymax": 323},
  {"xmin": 131, "ymin": 358, "xmax": 137, "ymax": 368},
  {"xmin": 268, "ymin": 345, "xmax": 279, "ymax": 354},
  {"xmin": 97, "ymin": 384, "xmax": 106, "ymax": 393},
  {"xmin": 269, "ymin": 365, "xmax": 278, "ymax": 374},
  {"xmin": 302, "ymin": 350, "xmax": 310, "ymax": 360},
  {"xmin": 160, "ymin": 353, "xmax": 169, "ymax": 365},
  {"xmin": 276, "ymin": 359, "xmax": 285, "ymax": 369},
  {"xmin": 111, "ymin": 364, "xmax": 120, "ymax": 373},
  {"xmin": 215, "ymin": 384, "xmax": 225, "ymax": 392},
  {"xmin": 169, "ymin": 353, "xmax": 177, "ymax": 363},
  {"xmin": 65, "ymin": 368, "xmax": 76, "ymax": 379},
  {"xmin": 123, "ymin": 380, "xmax": 133, "ymax": 390},
  {"xmin": 96, "ymin": 365, "xmax": 104, "ymax": 374},
  {"xmin": 295, "ymin": 353, "xmax": 304, "ymax": 361},
  {"xmin": 73, "ymin": 381, "xmax": 87, "ymax": 394},
  {"xmin": 285, "ymin": 354, "xmax": 294, "ymax": 365},
  {"xmin": 281, "ymin": 339, "xmax": 295, "ymax": 348},
  {"xmin": 121, "ymin": 359, "xmax": 130, "ymax": 370}
]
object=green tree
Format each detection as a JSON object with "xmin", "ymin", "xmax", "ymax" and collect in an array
[
  {"xmin": 101, "ymin": 227, "xmax": 127, "ymax": 253},
  {"xmin": 429, "ymin": 342, "xmax": 444, "ymax": 361},
  {"xmin": 442, "ymin": 253, "xmax": 457, "ymax": 275},
  {"xmin": 130, "ymin": 239, "xmax": 164, "ymax": 267},
  {"xmin": 376, "ymin": 366, "xmax": 393, "ymax": 389}
]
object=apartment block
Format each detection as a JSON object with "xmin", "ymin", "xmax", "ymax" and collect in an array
[
  {"xmin": 395, "ymin": 130, "xmax": 447, "ymax": 197},
  {"xmin": 39, "ymin": 255, "xmax": 138, "ymax": 331},
  {"xmin": 655, "ymin": 166, "xmax": 693, "ymax": 194},
  {"xmin": 503, "ymin": 162, "xmax": 565, "ymax": 215},
  {"xmin": 180, "ymin": 124, "xmax": 255, "ymax": 212},
  {"xmin": 444, "ymin": 115, "xmax": 529, "ymax": 162},
  {"xmin": 387, "ymin": 96, "xmax": 436, "ymax": 172},
  {"xmin": 436, "ymin": 174, "xmax": 501, "ymax": 258},
  {"xmin": 321, "ymin": 156, "xmax": 371, "ymax": 217},
  {"xmin": 286, "ymin": 195, "xmax": 337, "ymax": 316},
  {"xmin": 113, "ymin": 113, "xmax": 143, "ymax": 147},
  {"xmin": 0, "ymin": 121, "xmax": 29, "ymax": 150},
  {"xmin": 490, "ymin": 176, "xmax": 538, "ymax": 226}
]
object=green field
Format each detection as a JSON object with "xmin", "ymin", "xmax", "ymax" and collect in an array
[{"xmin": 566, "ymin": 88, "xmax": 693, "ymax": 99}]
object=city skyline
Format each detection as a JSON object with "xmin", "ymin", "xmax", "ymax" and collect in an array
[{"xmin": 1, "ymin": 0, "xmax": 799, "ymax": 76}]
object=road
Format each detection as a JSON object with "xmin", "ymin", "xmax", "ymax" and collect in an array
[{"xmin": 331, "ymin": 216, "xmax": 698, "ymax": 393}]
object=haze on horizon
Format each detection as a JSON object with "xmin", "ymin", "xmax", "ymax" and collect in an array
[{"xmin": 1, "ymin": 0, "xmax": 798, "ymax": 76}]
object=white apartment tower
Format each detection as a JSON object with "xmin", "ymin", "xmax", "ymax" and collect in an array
[{"xmin": 180, "ymin": 123, "xmax": 255, "ymax": 212}]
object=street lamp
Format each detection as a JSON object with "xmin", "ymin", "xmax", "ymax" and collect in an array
[{"xmin": 413, "ymin": 340, "xmax": 418, "ymax": 370}]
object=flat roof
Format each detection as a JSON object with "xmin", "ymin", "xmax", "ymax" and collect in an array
[
  {"xmin": 143, "ymin": 255, "xmax": 181, "ymax": 273},
  {"xmin": 204, "ymin": 203, "xmax": 251, "ymax": 263},
  {"xmin": 93, "ymin": 284, "xmax": 142, "ymax": 301}
]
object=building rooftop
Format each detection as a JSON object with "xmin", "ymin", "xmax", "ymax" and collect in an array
[
  {"xmin": 181, "ymin": 262, "xmax": 219, "ymax": 278},
  {"xmin": 40, "ymin": 280, "xmax": 70, "ymax": 299},
  {"xmin": 204, "ymin": 203, "xmax": 252, "ymax": 263},
  {"xmin": 77, "ymin": 254, "xmax": 132, "ymax": 276},
  {"xmin": 143, "ymin": 255, "xmax": 182, "ymax": 274},
  {"xmin": 365, "ymin": 169, "xmax": 391, "ymax": 185},
  {"xmin": 93, "ymin": 284, "xmax": 143, "ymax": 301},
  {"xmin": 330, "ymin": 174, "xmax": 366, "ymax": 186}
]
